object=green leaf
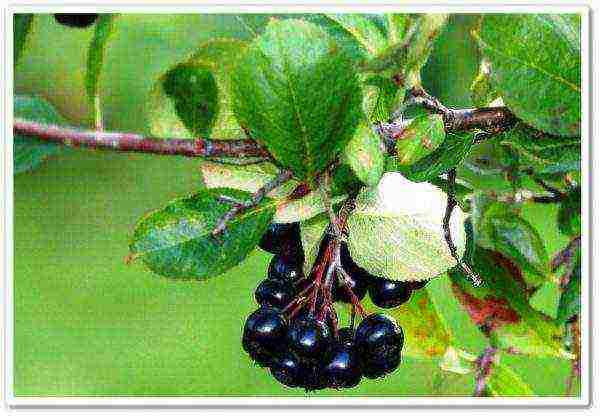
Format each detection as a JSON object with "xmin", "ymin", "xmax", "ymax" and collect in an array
[
  {"xmin": 385, "ymin": 14, "xmax": 412, "ymax": 44},
  {"xmin": 485, "ymin": 356, "xmax": 535, "ymax": 396},
  {"xmin": 361, "ymin": 74, "xmax": 400, "ymax": 123},
  {"xmin": 347, "ymin": 172, "xmax": 467, "ymax": 282},
  {"xmin": 274, "ymin": 192, "xmax": 347, "ymax": 224},
  {"xmin": 232, "ymin": 19, "xmax": 362, "ymax": 183},
  {"xmin": 190, "ymin": 39, "xmax": 249, "ymax": 138},
  {"xmin": 556, "ymin": 251, "xmax": 581, "ymax": 323},
  {"xmin": 477, "ymin": 14, "xmax": 581, "ymax": 136},
  {"xmin": 129, "ymin": 188, "xmax": 276, "ymax": 279},
  {"xmin": 361, "ymin": 14, "xmax": 448, "ymax": 77},
  {"xmin": 422, "ymin": 14, "xmax": 481, "ymax": 107},
  {"xmin": 300, "ymin": 214, "xmax": 329, "ymax": 275},
  {"xmin": 14, "ymin": 14, "xmax": 34, "ymax": 64},
  {"xmin": 385, "ymin": 288, "xmax": 452, "ymax": 358},
  {"xmin": 199, "ymin": 161, "xmax": 346, "ymax": 224},
  {"xmin": 199, "ymin": 160, "xmax": 298, "ymax": 200},
  {"xmin": 449, "ymin": 226, "xmax": 566, "ymax": 357},
  {"xmin": 321, "ymin": 14, "xmax": 388, "ymax": 57},
  {"xmin": 557, "ymin": 187, "xmax": 581, "ymax": 237},
  {"xmin": 85, "ymin": 14, "xmax": 118, "ymax": 114},
  {"xmin": 147, "ymin": 62, "xmax": 219, "ymax": 138},
  {"xmin": 482, "ymin": 208, "xmax": 550, "ymax": 279},
  {"xmin": 13, "ymin": 95, "xmax": 67, "ymax": 174},
  {"xmin": 342, "ymin": 123, "xmax": 384, "ymax": 187},
  {"xmin": 395, "ymin": 114, "xmax": 445, "ymax": 165},
  {"xmin": 393, "ymin": 132, "xmax": 474, "ymax": 182},
  {"xmin": 498, "ymin": 123, "xmax": 580, "ymax": 175},
  {"xmin": 302, "ymin": 14, "xmax": 389, "ymax": 62},
  {"xmin": 470, "ymin": 61, "xmax": 499, "ymax": 107}
]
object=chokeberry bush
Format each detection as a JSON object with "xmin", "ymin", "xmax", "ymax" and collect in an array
[{"xmin": 13, "ymin": 12, "xmax": 582, "ymax": 397}]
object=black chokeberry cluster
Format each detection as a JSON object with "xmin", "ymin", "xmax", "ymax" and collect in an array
[
  {"xmin": 241, "ymin": 222, "xmax": 429, "ymax": 390},
  {"xmin": 54, "ymin": 14, "xmax": 99, "ymax": 28}
]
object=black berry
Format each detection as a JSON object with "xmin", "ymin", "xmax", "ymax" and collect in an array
[
  {"xmin": 270, "ymin": 352, "xmax": 305, "ymax": 388},
  {"xmin": 355, "ymin": 313, "xmax": 404, "ymax": 361},
  {"xmin": 259, "ymin": 222, "xmax": 302, "ymax": 256},
  {"xmin": 242, "ymin": 307, "xmax": 287, "ymax": 367},
  {"xmin": 369, "ymin": 278, "xmax": 412, "ymax": 308},
  {"xmin": 362, "ymin": 351, "xmax": 401, "ymax": 379},
  {"xmin": 286, "ymin": 315, "xmax": 333, "ymax": 360},
  {"xmin": 268, "ymin": 254, "xmax": 303, "ymax": 283},
  {"xmin": 323, "ymin": 343, "xmax": 362, "ymax": 388},
  {"xmin": 333, "ymin": 244, "xmax": 372, "ymax": 303},
  {"xmin": 54, "ymin": 14, "xmax": 99, "ymax": 28},
  {"xmin": 254, "ymin": 279, "xmax": 296, "ymax": 309}
]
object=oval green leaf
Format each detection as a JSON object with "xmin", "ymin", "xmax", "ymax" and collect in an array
[
  {"xmin": 477, "ymin": 14, "xmax": 581, "ymax": 136},
  {"xmin": 147, "ymin": 62, "xmax": 219, "ymax": 138},
  {"xmin": 232, "ymin": 18, "xmax": 362, "ymax": 182},
  {"xmin": 129, "ymin": 188, "xmax": 276, "ymax": 279},
  {"xmin": 395, "ymin": 114, "xmax": 445, "ymax": 166},
  {"xmin": 347, "ymin": 172, "xmax": 466, "ymax": 282},
  {"xmin": 342, "ymin": 123, "xmax": 384, "ymax": 187}
]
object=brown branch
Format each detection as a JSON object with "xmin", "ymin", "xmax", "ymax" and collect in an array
[
  {"xmin": 13, "ymin": 118, "xmax": 270, "ymax": 160},
  {"xmin": 406, "ymin": 86, "xmax": 517, "ymax": 135}
]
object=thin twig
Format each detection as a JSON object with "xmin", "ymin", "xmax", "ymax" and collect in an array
[
  {"xmin": 473, "ymin": 347, "xmax": 498, "ymax": 397},
  {"xmin": 551, "ymin": 236, "xmax": 582, "ymax": 272},
  {"xmin": 14, "ymin": 118, "xmax": 270, "ymax": 160},
  {"xmin": 211, "ymin": 169, "xmax": 293, "ymax": 236}
]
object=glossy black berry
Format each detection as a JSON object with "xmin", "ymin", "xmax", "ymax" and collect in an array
[
  {"xmin": 362, "ymin": 351, "xmax": 401, "ymax": 379},
  {"xmin": 333, "ymin": 244, "xmax": 372, "ymax": 303},
  {"xmin": 254, "ymin": 279, "xmax": 296, "ymax": 309},
  {"xmin": 268, "ymin": 254, "xmax": 303, "ymax": 283},
  {"xmin": 242, "ymin": 307, "xmax": 287, "ymax": 367},
  {"xmin": 323, "ymin": 343, "xmax": 362, "ymax": 388},
  {"xmin": 301, "ymin": 365, "xmax": 328, "ymax": 391},
  {"xmin": 286, "ymin": 315, "xmax": 333, "ymax": 360},
  {"xmin": 259, "ymin": 222, "xmax": 302, "ymax": 255},
  {"xmin": 355, "ymin": 313, "xmax": 404, "ymax": 360},
  {"xmin": 409, "ymin": 280, "xmax": 429, "ymax": 290},
  {"xmin": 369, "ymin": 278, "xmax": 412, "ymax": 308},
  {"xmin": 270, "ymin": 352, "xmax": 305, "ymax": 388},
  {"xmin": 54, "ymin": 14, "xmax": 99, "ymax": 28}
]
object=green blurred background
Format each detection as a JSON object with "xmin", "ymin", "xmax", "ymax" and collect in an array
[{"xmin": 13, "ymin": 14, "xmax": 571, "ymax": 396}]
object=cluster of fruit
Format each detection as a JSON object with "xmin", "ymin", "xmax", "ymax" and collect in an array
[{"xmin": 242, "ymin": 222, "xmax": 429, "ymax": 391}]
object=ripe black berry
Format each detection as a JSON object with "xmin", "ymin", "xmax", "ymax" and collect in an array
[
  {"xmin": 242, "ymin": 307, "xmax": 287, "ymax": 367},
  {"xmin": 54, "ymin": 14, "xmax": 99, "ymax": 28},
  {"xmin": 259, "ymin": 222, "xmax": 302, "ymax": 255},
  {"xmin": 362, "ymin": 351, "xmax": 401, "ymax": 379},
  {"xmin": 270, "ymin": 352, "xmax": 305, "ymax": 388},
  {"xmin": 355, "ymin": 313, "xmax": 404, "ymax": 361},
  {"xmin": 333, "ymin": 244, "xmax": 372, "ymax": 303},
  {"xmin": 323, "ymin": 343, "xmax": 362, "ymax": 388},
  {"xmin": 409, "ymin": 280, "xmax": 429, "ymax": 290},
  {"xmin": 254, "ymin": 279, "xmax": 296, "ymax": 309},
  {"xmin": 286, "ymin": 315, "xmax": 333, "ymax": 360},
  {"xmin": 268, "ymin": 254, "xmax": 303, "ymax": 283},
  {"xmin": 369, "ymin": 278, "xmax": 412, "ymax": 308}
]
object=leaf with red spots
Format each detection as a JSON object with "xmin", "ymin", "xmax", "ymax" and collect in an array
[
  {"xmin": 449, "ymin": 221, "xmax": 566, "ymax": 358},
  {"xmin": 386, "ymin": 288, "xmax": 453, "ymax": 359}
]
